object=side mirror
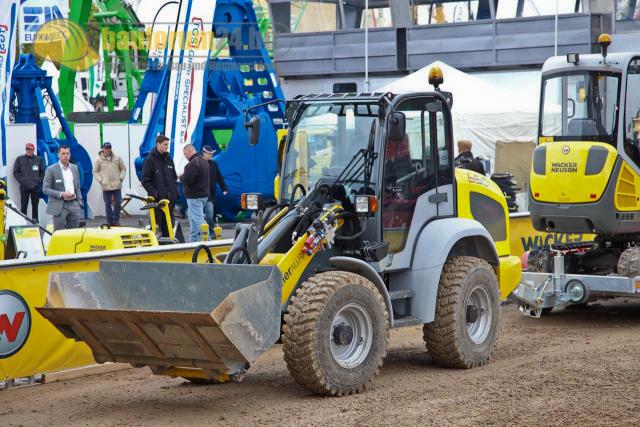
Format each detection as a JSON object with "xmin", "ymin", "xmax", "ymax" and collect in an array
[
  {"xmin": 387, "ymin": 112, "xmax": 406, "ymax": 142},
  {"xmin": 246, "ymin": 116, "xmax": 261, "ymax": 146}
]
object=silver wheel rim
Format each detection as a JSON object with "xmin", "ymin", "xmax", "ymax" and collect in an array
[
  {"xmin": 465, "ymin": 285, "xmax": 492, "ymax": 345},
  {"xmin": 330, "ymin": 303, "xmax": 373, "ymax": 368}
]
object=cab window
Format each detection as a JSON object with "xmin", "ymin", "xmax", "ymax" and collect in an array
[{"xmin": 624, "ymin": 58, "xmax": 640, "ymax": 167}]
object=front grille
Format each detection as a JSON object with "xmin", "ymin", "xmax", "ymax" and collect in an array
[{"xmin": 120, "ymin": 234, "xmax": 154, "ymax": 248}]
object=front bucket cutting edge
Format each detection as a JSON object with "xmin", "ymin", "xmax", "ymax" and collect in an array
[{"xmin": 37, "ymin": 261, "xmax": 282, "ymax": 378}]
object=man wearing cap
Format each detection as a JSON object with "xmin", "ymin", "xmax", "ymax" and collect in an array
[
  {"xmin": 93, "ymin": 142, "xmax": 127, "ymax": 226},
  {"xmin": 13, "ymin": 143, "xmax": 46, "ymax": 221},
  {"xmin": 201, "ymin": 145, "xmax": 228, "ymax": 237}
]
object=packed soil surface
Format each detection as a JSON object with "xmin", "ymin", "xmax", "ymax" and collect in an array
[{"xmin": 3, "ymin": 300, "xmax": 640, "ymax": 426}]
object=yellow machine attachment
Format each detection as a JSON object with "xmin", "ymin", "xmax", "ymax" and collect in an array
[
  {"xmin": 46, "ymin": 227, "xmax": 158, "ymax": 256},
  {"xmin": 128, "ymin": 194, "xmax": 179, "ymax": 242}
]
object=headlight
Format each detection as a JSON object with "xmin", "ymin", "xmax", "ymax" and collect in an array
[
  {"xmin": 241, "ymin": 193, "xmax": 263, "ymax": 211},
  {"xmin": 355, "ymin": 195, "xmax": 377, "ymax": 215}
]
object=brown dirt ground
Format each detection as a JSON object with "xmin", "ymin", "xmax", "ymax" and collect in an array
[{"xmin": 2, "ymin": 300, "xmax": 640, "ymax": 426}]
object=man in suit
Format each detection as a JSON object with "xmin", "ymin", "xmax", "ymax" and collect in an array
[{"xmin": 43, "ymin": 144, "xmax": 83, "ymax": 230}]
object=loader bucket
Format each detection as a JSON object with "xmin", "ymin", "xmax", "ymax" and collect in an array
[{"xmin": 37, "ymin": 261, "xmax": 282, "ymax": 379}]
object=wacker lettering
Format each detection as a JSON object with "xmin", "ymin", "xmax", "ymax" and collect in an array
[{"xmin": 551, "ymin": 162, "xmax": 578, "ymax": 173}]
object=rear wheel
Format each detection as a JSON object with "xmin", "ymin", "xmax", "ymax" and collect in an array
[
  {"xmin": 282, "ymin": 271, "xmax": 389, "ymax": 396},
  {"xmin": 424, "ymin": 256, "xmax": 501, "ymax": 368}
]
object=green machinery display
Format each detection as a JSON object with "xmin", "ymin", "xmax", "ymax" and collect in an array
[{"xmin": 58, "ymin": 0, "xmax": 148, "ymax": 118}]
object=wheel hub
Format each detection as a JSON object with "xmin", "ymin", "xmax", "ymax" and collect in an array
[
  {"xmin": 330, "ymin": 303, "xmax": 373, "ymax": 368},
  {"xmin": 465, "ymin": 285, "xmax": 492, "ymax": 345},
  {"xmin": 332, "ymin": 323, "xmax": 354, "ymax": 346},
  {"xmin": 466, "ymin": 305, "xmax": 480, "ymax": 324}
]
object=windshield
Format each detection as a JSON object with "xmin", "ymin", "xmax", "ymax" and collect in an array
[
  {"xmin": 281, "ymin": 102, "xmax": 378, "ymax": 201},
  {"xmin": 540, "ymin": 71, "xmax": 620, "ymax": 144}
]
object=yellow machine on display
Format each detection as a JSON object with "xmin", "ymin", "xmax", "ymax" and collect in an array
[
  {"xmin": 511, "ymin": 35, "xmax": 640, "ymax": 315},
  {"xmin": 39, "ymin": 69, "xmax": 521, "ymax": 396},
  {"xmin": 0, "ymin": 187, "xmax": 183, "ymax": 260}
]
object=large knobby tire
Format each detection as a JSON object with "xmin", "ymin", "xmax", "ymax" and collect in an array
[
  {"xmin": 282, "ymin": 271, "xmax": 389, "ymax": 396},
  {"xmin": 423, "ymin": 256, "xmax": 501, "ymax": 369},
  {"xmin": 617, "ymin": 246, "xmax": 640, "ymax": 277}
]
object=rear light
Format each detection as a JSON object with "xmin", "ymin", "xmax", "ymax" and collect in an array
[
  {"xmin": 590, "ymin": 193, "xmax": 597, "ymax": 199},
  {"xmin": 534, "ymin": 192, "xmax": 540, "ymax": 197}
]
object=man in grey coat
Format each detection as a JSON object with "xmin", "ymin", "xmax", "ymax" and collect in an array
[{"xmin": 43, "ymin": 144, "xmax": 83, "ymax": 230}]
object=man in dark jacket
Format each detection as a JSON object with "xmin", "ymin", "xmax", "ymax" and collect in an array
[
  {"xmin": 201, "ymin": 145, "xmax": 228, "ymax": 238},
  {"xmin": 180, "ymin": 144, "xmax": 210, "ymax": 242},
  {"xmin": 454, "ymin": 140, "xmax": 486, "ymax": 175},
  {"xmin": 13, "ymin": 142, "xmax": 45, "ymax": 221},
  {"xmin": 141, "ymin": 135, "xmax": 178, "ymax": 238}
]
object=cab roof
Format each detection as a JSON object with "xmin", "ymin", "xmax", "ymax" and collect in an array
[{"xmin": 542, "ymin": 52, "xmax": 640, "ymax": 75}]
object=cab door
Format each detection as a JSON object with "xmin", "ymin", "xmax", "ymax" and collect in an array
[{"xmin": 381, "ymin": 94, "xmax": 454, "ymax": 270}]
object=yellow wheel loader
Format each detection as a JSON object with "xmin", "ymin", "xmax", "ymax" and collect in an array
[
  {"xmin": 38, "ymin": 69, "xmax": 521, "ymax": 396},
  {"xmin": 512, "ymin": 35, "xmax": 640, "ymax": 316}
]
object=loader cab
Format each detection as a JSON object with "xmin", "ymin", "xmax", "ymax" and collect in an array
[
  {"xmin": 381, "ymin": 92, "xmax": 455, "ymax": 263},
  {"xmin": 279, "ymin": 90, "xmax": 456, "ymax": 269},
  {"xmin": 530, "ymin": 47, "xmax": 640, "ymax": 235}
]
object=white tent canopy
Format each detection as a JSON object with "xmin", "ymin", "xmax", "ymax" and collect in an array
[{"xmin": 377, "ymin": 61, "xmax": 539, "ymax": 161}]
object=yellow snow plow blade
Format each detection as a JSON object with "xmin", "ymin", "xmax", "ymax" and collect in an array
[{"xmin": 37, "ymin": 261, "xmax": 282, "ymax": 380}]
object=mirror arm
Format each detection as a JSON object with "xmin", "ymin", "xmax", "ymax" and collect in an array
[{"xmin": 243, "ymin": 99, "xmax": 287, "ymax": 127}]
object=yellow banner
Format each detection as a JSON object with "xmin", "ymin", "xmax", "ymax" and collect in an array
[
  {"xmin": 0, "ymin": 243, "xmax": 230, "ymax": 380},
  {"xmin": 509, "ymin": 214, "xmax": 595, "ymax": 258}
]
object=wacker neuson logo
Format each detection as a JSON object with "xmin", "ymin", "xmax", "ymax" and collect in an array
[
  {"xmin": 551, "ymin": 162, "xmax": 578, "ymax": 173},
  {"xmin": 0, "ymin": 290, "xmax": 31, "ymax": 358}
]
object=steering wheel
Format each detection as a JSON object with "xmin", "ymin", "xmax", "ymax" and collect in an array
[{"xmin": 396, "ymin": 163, "xmax": 425, "ymax": 184}]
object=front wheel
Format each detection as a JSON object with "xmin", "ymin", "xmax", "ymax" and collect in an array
[
  {"xmin": 424, "ymin": 256, "xmax": 501, "ymax": 368},
  {"xmin": 282, "ymin": 271, "xmax": 389, "ymax": 396}
]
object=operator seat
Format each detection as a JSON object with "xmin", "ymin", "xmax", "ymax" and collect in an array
[
  {"xmin": 568, "ymin": 118, "xmax": 605, "ymax": 136},
  {"xmin": 383, "ymin": 134, "xmax": 418, "ymax": 252}
]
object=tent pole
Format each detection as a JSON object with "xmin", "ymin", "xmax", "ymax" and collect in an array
[{"xmin": 364, "ymin": 0, "xmax": 369, "ymax": 92}]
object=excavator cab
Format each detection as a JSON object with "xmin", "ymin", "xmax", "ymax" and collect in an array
[{"xmin": 530, "ymin": 39, "xmax": 640, "ymax": 236}]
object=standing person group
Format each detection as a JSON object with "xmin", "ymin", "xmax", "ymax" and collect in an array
[
  {"xmin": 13, "ymin": 142, "xmax": 45, "ymax": 221},
  {"xmin": 93, "ymin": 142, "xmax": 126, "ymax": 226},
  {"xmin": 179, "ymin": 144, "xmax": 228, "ymax": 242},
  {"xmin": 43, "ymin": 145, "xmax": 83, "ymax": 230},
  {"xmin": 139, "ymin": 135, "xmax": 229, "ymax": 242}
]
